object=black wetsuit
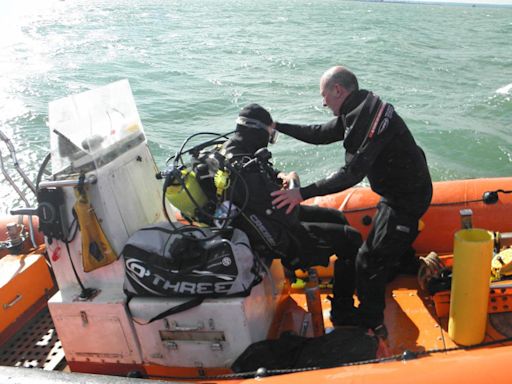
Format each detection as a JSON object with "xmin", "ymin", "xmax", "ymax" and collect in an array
[
  {"xmin": 222, "ymin": 128, "xmax": 362, "ymax": 314},
  {"xmin": 275, "ymin": 90, "xmax": 433, "ymax": 327}
]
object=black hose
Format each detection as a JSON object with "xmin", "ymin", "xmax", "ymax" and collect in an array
[
  {"xmin": 160, "ymin": 132, "xmax": 236, "ymax": 242},
  {"xmin": 36, "ymin": 152, "xmax": 52, "ymax": 191}
]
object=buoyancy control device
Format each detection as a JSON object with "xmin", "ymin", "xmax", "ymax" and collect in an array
[{"xmin": 159, "ymin": 132, "xmax": 306, "ymax": 270}]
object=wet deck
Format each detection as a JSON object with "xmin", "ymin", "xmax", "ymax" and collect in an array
[
  {"xmin": 2, "ymin": 272, "xmax": 512, "ymax": 381},
  {"xmin": 291, "ymin": 274, "xmax": 512, "ymax": 356},
  {"xmin": 0, "ymin": 308, "xmax": 65, "ymax": 370}
]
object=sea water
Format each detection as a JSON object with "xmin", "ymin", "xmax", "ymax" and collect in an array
[{"xmin": 0, "ymin": 0, "xmax": 511, "ymax": 214}]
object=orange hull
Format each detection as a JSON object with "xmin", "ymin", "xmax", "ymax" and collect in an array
[
  {"xmin": 2, "ymin": 177, "xmax": 512, "ymax": 383},
  {"xmin": 0, "ymin": 215, "xmax": 54, "ymax": 346},
  {"xmin": 239, "ymin": 344, "xmax": 512, "ymax": 384},
  {"xmin": 0, "ymin": 251, "xmax": 54, "ymax": 344},
  {"xmin": 310, "ymin": 176, "xmax": 512, "ymax": 254},
  {"xmin": 0, "ymin": 215, "xmax": 45, "ymax": 258},
  {"xmin": 128, "ymin": 177, "xmax": 512, "ymax": 383}
]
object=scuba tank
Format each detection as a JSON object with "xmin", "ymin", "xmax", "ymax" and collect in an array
[
  {"xmin": 161, "ymin": 136, "xmax": 234, "ymax": 226},
  {"xmin": 165, "ymin": 169, "xmax": 209, "ymax": 221}
]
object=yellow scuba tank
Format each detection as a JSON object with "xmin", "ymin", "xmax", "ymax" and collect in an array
[
  {"xmin": 165, "ymin": 169, "xmax": 208, "ymax": 220},
  {"xmin": 74, "ymin": 188, "xmax": 118, "ymax": 272}
]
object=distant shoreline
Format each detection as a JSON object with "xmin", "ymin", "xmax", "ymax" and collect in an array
[{"xmin": 359, "ymin": 0, "xmax": 512, "ymax": 7}]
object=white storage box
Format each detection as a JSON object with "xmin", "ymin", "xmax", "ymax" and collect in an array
[
  {"xmin": 128, "ymin": 261, "xmax": 286, "ymax": 368},
  {"xmin": 48, "ymin": 291, "xmax": 142, "ymax": 365}
]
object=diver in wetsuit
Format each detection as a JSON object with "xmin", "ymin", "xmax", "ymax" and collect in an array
[
  {"xmin": 222, "ymin": 103, "xmax": 362, "ymax": 323},
  {"xmin": 271, "ymin": 66, "xmax": 433, "ymax": 336}
]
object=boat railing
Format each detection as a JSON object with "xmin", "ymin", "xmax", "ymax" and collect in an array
[{"xmin": 0, "ymin": 128, "xmax": 38, "ymax": 248}]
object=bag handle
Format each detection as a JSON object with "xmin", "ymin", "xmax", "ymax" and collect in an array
[{"xmin": 130, "ymin": 296, "xmax": 204, "ymax": 325}]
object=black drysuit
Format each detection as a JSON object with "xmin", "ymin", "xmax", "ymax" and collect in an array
[
  {"xmin": 275, "ymin": 90, "xmax": 433, "ymax": 327},
  {"xmin": 221, "ymin": 128, "xmax": 362, "ymax": 311}
]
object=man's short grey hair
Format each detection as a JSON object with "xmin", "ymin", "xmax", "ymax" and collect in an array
[{"xmin": 324, "ymin": 66, "xmax": 359, "ymax": 93}]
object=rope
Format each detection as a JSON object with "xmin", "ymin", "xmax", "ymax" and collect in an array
[
  {"xmin": 339, "ymin": 188, "xmax": 357, "ymax": 211},
  {"xmin": 142, "ymin": 334, "xmax": 512, "ymax": 381},
  {"xmin": 341, "ymin": 197, "xmax": 488, "ymax": 214}
]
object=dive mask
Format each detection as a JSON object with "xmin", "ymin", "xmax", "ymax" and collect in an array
[
  {"xmin": 236, "ymin": 116, "xmax": 278, "ymax": 144},
  {"xmin": 268, "ymin": 128, "xmax": 279, "ymax": 144}
]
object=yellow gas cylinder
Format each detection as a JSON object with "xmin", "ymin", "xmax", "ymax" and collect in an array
[
  {"xmin": 448, "ymin": 229, "xmax": 493, "ymax": 345},
  {"xmin": 165, "ymin": 170, "xmax": 208, "ymax": 219}
]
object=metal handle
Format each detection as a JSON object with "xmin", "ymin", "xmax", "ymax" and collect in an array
[
  {"xmin": 459, "ymin": 209, "xmax": 473, "ymax": 229},
  {"xmin": 170, "ymin": 320, "xmax": 204, "ymax": 331},
  {"xmin": 39, "ymin": 174, "xmax": 97, "ymax": 189},
  {"xmin": 490, "ymin": 282, "xmax": 512, "ymax": 290},
  {"xmin": 3, "ymin": 294, "xmax": 22, "ymax": 309},
  {"xmin": 10, "ymin": 207, "xmax": 38, "ymax": 216}
]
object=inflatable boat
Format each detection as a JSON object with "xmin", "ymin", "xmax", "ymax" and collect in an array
[{"xmin": 1, "ymin": 80, "xmax": 512, "ymax": 383}]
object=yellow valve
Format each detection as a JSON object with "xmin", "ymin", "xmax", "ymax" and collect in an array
[
  {"xmin": 214, "ymin": 169, "xmax": 229, "ymax": 196},
  {"xmin": 291, "ymin": 278, "xmax": 305, "ymax": 290}
]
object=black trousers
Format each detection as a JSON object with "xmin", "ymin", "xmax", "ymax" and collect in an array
[
  {"xmin": 298, "ymin": 205, "xmax": 362, "ymax": 308},
  {"xmin": 355, "ymin": 202, "xmax": 422, "ymax": 327}
]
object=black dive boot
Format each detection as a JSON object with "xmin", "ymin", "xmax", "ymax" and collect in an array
[{"xmin": 328, "ymin": 297, "xmax": 359, "ymax": 327}]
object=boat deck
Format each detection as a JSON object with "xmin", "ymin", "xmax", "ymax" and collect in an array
[
  {"xmin": 2, "ymin": 271, "xmax": 512, "ymax": 378},
  {"xmin": 0, "ymin": 308, "xmax": 65, "ymax": 371},
  {"xmin": 291, "ymin": 274, "xmax": 512, "ymax": 356}
]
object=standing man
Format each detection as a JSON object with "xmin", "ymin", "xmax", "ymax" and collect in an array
[{"xmin": 271, "ymin": 66, "xmax": 433, "ymax": 337}]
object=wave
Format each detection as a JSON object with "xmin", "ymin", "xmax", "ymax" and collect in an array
[{"xmin": 496, "ymin": 83, "xmax": 512, "ymax": 95}]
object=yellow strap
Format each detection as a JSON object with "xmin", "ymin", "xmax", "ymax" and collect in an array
[{"xmin": 74, "ymin": 188, "xmax": 118, "ymax": 272}]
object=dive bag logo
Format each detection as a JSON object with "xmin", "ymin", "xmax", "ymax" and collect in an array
[{"xmin": 125, "ymin": 258, "xmax": 235, "ymax": 296}]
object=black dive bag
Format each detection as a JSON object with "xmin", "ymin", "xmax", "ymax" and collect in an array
[{"xmin": 123, "ymin": 222, "xmax": 264, "ymax": 298}]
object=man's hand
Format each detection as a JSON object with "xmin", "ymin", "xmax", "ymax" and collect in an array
[
  {"xmin": 278, "ymin": 171, "xmax": 300, "ymax": 190},
  {"xmin": 417, "ymin": 251, "xmax": 444, "ymax": 291},
  {"xmin": 271, "ymin": 188, "xmax": 304, "ymax": 214}
]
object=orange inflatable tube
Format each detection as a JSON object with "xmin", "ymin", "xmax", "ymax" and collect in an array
[
  {"xmin": 239, "ymin": 344, "xmax": 512, "ymax": 384},
  {"xmin": 0, "ymin": 215, "xmax": 44, "ymax": 258},
  {"xmin": 309, "ymin": 177, "xmax": 512, "ymax": 255}
]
